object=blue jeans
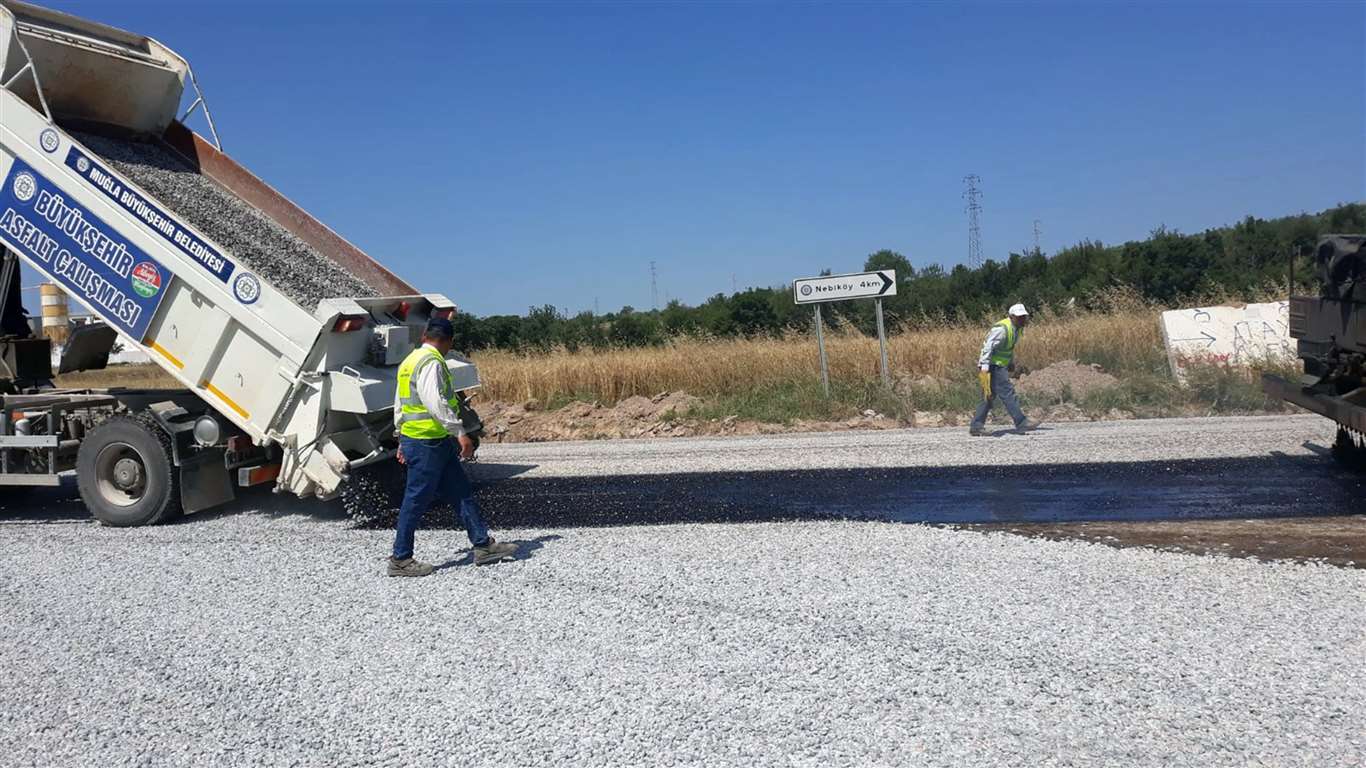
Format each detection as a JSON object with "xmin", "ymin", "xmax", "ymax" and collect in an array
[
  {"xmin": 971, "ymin": 365, "xmax": 1028, "ymax": 429},
  {"xmin": 392, "ymin": 435, "xmax": 490, "ymax": 560}
]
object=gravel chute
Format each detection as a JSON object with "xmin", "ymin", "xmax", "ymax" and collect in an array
[{"xmin": 74, "ymin": 132, "xmax": 377, "ymax": 311}]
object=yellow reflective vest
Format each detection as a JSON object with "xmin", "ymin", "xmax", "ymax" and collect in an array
[
  {"xmin": 989, "ymin": 318, "xmax": 1018, "ymax": 368},
  {"xmin": 395, "ymin": 346, "xmax": 461, "ymax": 439}
]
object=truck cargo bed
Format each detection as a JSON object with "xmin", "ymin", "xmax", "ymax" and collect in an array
[{"xmin": 75, "ymin": 131, "xmax": 377, "ymax": 311}]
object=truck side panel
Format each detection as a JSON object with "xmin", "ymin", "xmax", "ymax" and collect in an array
[{"xmin": 0, "ymin": 88, "xmax": 317, "ymax": 443}]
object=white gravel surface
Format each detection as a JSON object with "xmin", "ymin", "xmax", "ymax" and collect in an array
[
  {"xmin": 1, "ymin": 414, "xmax": 1362, "ymax": 766},
  {"xmin": 3, "ymin": 511, "xmax": 1363, "ymax": 766}
]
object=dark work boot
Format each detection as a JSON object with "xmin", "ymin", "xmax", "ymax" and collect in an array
[
  {"xmin": 1016, "ymin": 418, "xmax": 1042, "ymax": 432},
  {"xmin": 387, "ymin": 556, "xmax": 434, "ymax": 577},
  {"xmin": 473, "ymin": 538, "xmax": 517, "ymax": 566},
  {"xmin": 969, "ymin": 425, "xmax": 985, "ymax": 436}
]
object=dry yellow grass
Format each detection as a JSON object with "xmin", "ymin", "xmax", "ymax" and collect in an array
[
  {"xmin": 471, "ymin": 305, "xmax": 1167, "ymax": 404},
  {"xmin": 56, "ymin": 293, "xmax": 1175, "ymax": 409},
  {"xmin": 55, "ymin": 364, "xmax": 180, "ymax": 390}
]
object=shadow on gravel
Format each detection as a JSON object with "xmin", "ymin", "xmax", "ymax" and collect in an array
[
  {"xmin": 466, "ymin": 462, "xmax": 539, "ymax": 481},
  {"xmin": 178, "ymin": 488, "xmax": 353, "ymax": 525},
  {"xmin": 433, "ymin": 534, "xmax": 563, "ymax": 570},
  {"xmin": 459, "ymin": 453, "xmax": 1364, "ymax": 530},
  {"xmin": 0, "ymin": 476, "xmax": 353, "ymax": 526},
  {"xmin": 4, "ymin": 455, "xmax": 1360, "ymax": 547},
  {"xmin": 978, "ymin": 425, "xmax": 1052, "ymax": 438},
  {"xmin": 0, "ymin": 463, "xmax": 543, "ymax": 528},
  {"xmin": 0, "ymin": 477, "xmax": 89, "ymax": 525}
]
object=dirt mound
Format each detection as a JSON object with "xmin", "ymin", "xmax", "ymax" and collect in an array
[
  {"xmin": 1017, "ymin": 360, "xmax": 1118, "ymax": 400},
  {"xmin": 481, "ymin": 392, "xmax": 702, "ymax": 442},
  {"xmin": 478, "ymin": 390, "xmax": 910, "ymax": 443},
  {"xmin": 893, "ymin": 374, "xmax": 951, "ymax": 398},
  {"xmin": 474, "ymin": 364, "xmax": 1128, "ymax": 443}
]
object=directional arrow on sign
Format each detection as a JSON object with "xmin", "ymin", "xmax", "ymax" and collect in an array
[
  {"xmin": 792, "ymin": 269, "xmax": 897, "ymax": 304},
  {"xmin": 1172, "ymin": 331, "xmax": 1217, "ymax": 348}
]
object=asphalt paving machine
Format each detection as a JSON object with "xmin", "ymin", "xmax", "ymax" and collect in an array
[{"xmin": 1263, "ymin": 235, "xmax": 1366, "ymax": 468}]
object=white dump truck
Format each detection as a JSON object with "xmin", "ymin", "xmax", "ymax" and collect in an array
[{"xmin": 0, "ymin": 2, "xmax": 478, "ymax": 524}]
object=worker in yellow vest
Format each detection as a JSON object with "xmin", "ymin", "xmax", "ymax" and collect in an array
[
  {"xmin": 969, "ymin": 304, "xmax": 1042, "ymax": 436},
  {"xmin": 386, "ymin": 317, "xmax": 516, "ymax": 577}
]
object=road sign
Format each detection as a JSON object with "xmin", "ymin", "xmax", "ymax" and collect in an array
[
  {"xmin": 793, "ymin": 270, "xmax": 898, "ymax": 393},
  {"xmin": 793, "ymin": 270, "xmax": 896, "ymax": 305}
]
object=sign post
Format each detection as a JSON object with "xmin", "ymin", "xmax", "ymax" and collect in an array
[
  {"xmin": 813, "ymin": 304, "xmax": 830, "ymax": 396},
  {"xmin": 793, "ymin": 269, "xmax": 896, "ymax": 394},
  {"xmin": 874, "ymin": 297, "xmax": 889, "ymax": 387}
]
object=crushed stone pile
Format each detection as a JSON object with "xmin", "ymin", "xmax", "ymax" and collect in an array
[{"xmin": 75, "ymin": 133, "xmax": 377, "ymax": 310}]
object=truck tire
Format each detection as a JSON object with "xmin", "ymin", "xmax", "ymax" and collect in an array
[{"xmin": 76, "ymin": 413, "xmax": 183, "ymax": 526}]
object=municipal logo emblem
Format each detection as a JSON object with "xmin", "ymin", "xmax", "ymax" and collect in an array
[
  {"xmin": 233, "ymin": 272, "xmax": 261, "ymax": 305},
  {"xmin": 39, "ymin": 129, "xmax": 59, "ymax": 153},
  {"xmin": 76, "ymin": 156, "xmax": 90, "ymax": 174},
  {"xmin": 12, "ymin": 172, "xmax": 37, "ymax": 202},
  {"xmin": 799, "ymin": 284, "xmax": 813, "ymax": 296},
  {"xmin": 131, "ymin": 262, "xmax": 163, "ymax": 298}
]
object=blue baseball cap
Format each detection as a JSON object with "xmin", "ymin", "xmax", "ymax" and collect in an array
[{"xmin": 424, "ymin": 317, "xmax": 454, "ymax": 339}]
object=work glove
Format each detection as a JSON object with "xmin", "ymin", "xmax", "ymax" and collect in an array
[{"xmin": 979, "ymin": 369, "xmax": 992, "ymax": 399}]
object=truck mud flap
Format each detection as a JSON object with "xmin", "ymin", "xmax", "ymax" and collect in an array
[
  {"xmin": 180, "ymin": 446, "xmax": 234, "ymax": 514},
  {"xmin": 57, "ymin": 322, "xmax": 117, "ymax": 374},
  {"xmin": 1262, "ymin": 374, "xmax": 1366, "ymax": 433}
]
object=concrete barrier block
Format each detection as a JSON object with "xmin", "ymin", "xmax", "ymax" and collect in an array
[{"xmin": 1159, "ymin": 302, "xmax": 1294, "ymax": 382}]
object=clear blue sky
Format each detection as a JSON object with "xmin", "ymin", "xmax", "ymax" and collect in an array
[{"xmin": 37, "ymin": 0, "xmax": 1366, "ymax": 316}]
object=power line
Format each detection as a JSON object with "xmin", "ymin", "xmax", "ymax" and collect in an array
[{"xmin": 963, "ymin": 174, "xmax": 983, "ymax": 269}]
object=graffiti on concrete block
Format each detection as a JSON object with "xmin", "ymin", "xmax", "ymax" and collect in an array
[{"xmin": 1159, "ymin": 302, "xmax": 1294, "ymax": 381}]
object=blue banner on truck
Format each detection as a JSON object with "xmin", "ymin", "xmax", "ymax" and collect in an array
[
  {"xmin": 0, "ymin": 159, "xmax": 172, "ymax": 340},
  {"xmin": 64, "ymin": 145, "xmax": 235, "ymax": 283}
]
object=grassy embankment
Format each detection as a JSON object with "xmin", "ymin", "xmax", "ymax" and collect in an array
[
  {"xmin": 57, "ymin": 293, "xmax": 1299, "ymax": 425},
  {"xmin": 472, "ymin": 293, "xmax": 1299, "ymax": 424}
]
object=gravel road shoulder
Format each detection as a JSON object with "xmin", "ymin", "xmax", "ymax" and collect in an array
[{"xmin": 1, "ymin": 512, "xmax": 1363, "ymax": 767}]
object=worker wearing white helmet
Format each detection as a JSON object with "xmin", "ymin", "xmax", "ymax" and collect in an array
[{"xmin": 969, "ymin": 303, "xmax": 1042, "ymax": 436}]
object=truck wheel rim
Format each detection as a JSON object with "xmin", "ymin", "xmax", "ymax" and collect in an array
[{"xmin": 95, "ymin": 442, "xmax": 149, "ymax": 508}]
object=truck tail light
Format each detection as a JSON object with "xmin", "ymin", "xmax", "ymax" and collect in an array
[
  {"xmin": 237, "ymin": 463, "xmax": 280, "ymax": 487},
  {"xmin": 332, "ymin": 315, "xmax": 367, "ymax": 332},
  {"xmin": 392, "ymin": 301, "xmax": 411, "ymax": 320}
]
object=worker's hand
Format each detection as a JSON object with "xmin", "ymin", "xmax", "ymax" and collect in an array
[
  {"xmin": 457, "ymin": 433, "xmax": 476, "ymax": 460},
  {"xmin": 979, "ymin": 370, "xmax": 993, "ymax": 400},
  {"xmin": 396, "ymin": 446, "xmax": 405, "ymax": 465}
]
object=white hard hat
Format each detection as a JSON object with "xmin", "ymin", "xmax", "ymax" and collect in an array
[{"xmin": 1008, "ymin": 303, "xmax": 1030, "ymax": 317}]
